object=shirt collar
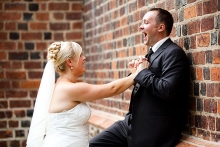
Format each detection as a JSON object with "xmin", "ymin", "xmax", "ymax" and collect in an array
[{"xmin": 151, "ymin": 37, "xmax": 169, "ymax": 53}]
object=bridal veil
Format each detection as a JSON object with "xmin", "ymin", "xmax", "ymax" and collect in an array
[{"xmin": 26, "ymin": 60, "xmax": 55, "ymax": 147}]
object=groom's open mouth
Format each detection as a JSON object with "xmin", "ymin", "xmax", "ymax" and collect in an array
[{"xmin": 143, "ymin": 32, "xmax": 147, "ymax": 40}]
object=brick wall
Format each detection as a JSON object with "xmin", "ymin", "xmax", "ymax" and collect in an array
[
  {"xmin": 0, "ymin": 0, "xmax": 83, "ymax": 146},
  {"xmin": 0, "ymin": 0, "xmax": 220, "ymax": 146},
  {"xmin": 83, "ymin": 0, "xmax": 220, "ymax": 144}
]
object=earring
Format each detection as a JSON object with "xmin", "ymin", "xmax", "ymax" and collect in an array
[{"xmin": 71, "ymin": 66, "xmax": 73, "ymax": 69}]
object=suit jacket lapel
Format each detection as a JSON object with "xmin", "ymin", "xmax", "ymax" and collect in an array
[
  {"xmin": 129, "ymin": 39, "xmax": 174, "ymax": 112},
  {"xmin": 149, "ymin": 38, "xmax": 173, "ymax": 66}
]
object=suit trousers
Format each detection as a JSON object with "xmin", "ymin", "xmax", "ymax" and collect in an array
[{"xmin": 89, "ymin": 114, "xmax": 132, "ymax": 147}]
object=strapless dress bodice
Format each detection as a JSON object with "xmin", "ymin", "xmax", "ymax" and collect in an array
[{"xmin": 42, "ymin": 102, "xmax": 91, "ymax": 147}]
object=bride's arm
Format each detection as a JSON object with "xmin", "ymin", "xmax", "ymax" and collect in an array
[{"xmin": 65, "ymin": 58, "xmax": 145, "ymax": 102}]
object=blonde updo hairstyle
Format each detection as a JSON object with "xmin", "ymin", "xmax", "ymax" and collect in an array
[{"xmin": 47, "ymin": 41, "xmax": 82, "ymax": 73}]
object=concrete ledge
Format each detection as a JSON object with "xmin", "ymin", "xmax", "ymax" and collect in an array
[
  {"xmin": 176, "ymin": 134, "xmax": 220, "ymax": 147},
  {"xmin": 88, "ymin": 110, "xmax": 123, "ymax": 129},
  {"xmin": 88, "ymin": 111, "xmax": 220, "ymax": 147}
]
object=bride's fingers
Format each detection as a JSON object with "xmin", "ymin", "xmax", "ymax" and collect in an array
[{"xmin": 129, "ymin": 59, "xmax": 135, "ymax": 67}]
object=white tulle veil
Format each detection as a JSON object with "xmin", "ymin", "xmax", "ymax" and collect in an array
[{"xmin": 26, "ymin": 60, "xmax": 55, "ymax": 147}]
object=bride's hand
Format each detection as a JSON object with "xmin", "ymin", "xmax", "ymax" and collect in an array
[
  {"xmin": 129, "ymin": 56, "xmax": 146, "ymax": 74},
  {"xmin": 136, "ymin": 57, "xmax": 147, "ymax": 73}
]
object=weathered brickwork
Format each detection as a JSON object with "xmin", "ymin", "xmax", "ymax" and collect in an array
[
  {"xmin": 0, "ymin": 0, "xmax": 220, "ymax": 146},
  {"xmin": 83, "ymin": 0, "xmax": 220, "ymax": 145},
  {"xmin": 0, "ymin": 0, "xmax": 83, "ymax": 146}
]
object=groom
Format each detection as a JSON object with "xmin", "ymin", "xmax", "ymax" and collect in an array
[{"xmin": 89, "ymin": 8, "xmax": 190, "ymax": 147}]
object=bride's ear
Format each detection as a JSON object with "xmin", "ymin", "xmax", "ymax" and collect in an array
[{"xmin": 66, "ymin": 58, "xmax": 73, "ymax": 68}]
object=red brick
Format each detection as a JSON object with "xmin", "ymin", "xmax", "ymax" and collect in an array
[
  {"xmin": 0, "ymin": 61, "xmax": 10, "ymax": 68},
  {"xmin": 197, "ymin": 129, "xmax": 210, "ymax": 141},
  {"xmin": 210, "ymin": 67, "xmax": 220, "ymax": 81},
  {"xmin": 218, "ymin": 100, "xmax": 220, "ymax": 114},
  {"xmin": 0, "ymin": 121, "xmax": 7, "ymax": 128},
  {"xmin": 10, "ymin": 100, "xmax": 31, "ymax": 108},
  {"xmin": 36, "ymin": 13, "xmax": 49, "ymax": 21},
  {"xmin": 196, "ymin": 2, "xmax": 203, "ymax": 16},
  {"xmin": 21, "ymin": 80, "xmax": 40, "ymax": 89},
  {"xmin": 49, "ymin": 3, "xmax": 69, "ymax": 10},
  {"xmin": 201, "ymin": 16, "xmax": 214, "ymax": 32},
  {"xmin": 193, "ymin": 51, "xmax": 205, "ymax": 65},
  {"xmin": 43, "ymin": 51, "xmax": 47, "ymax": 59},
  {"xmin": 36, "ymin": 42, "xmax": 47, "ymax": 50},
  {"xmin": 166, "ymin": 0, "xmax": 174, "ymax": 10},
  {"xmin": 188, "ymin": 21, "xmax": 200, "ymax": 35},
  {"xmin": 214, "ymin": 83, "xmax": 220, "ymax": 97},
  {"xmin": 213, "ymin": 49, "xmax": 220, "ymax": 64},
  {"xmin": 5, "ymin": 3, "xmax": 26, "ymax": 11},
  {"xmin": 10, "ymin": 140, "xmax": 19, "ymax": 147},
  {"xmin": 0, "ymin": 141, "xmax": 7, "ymax": 147},
  {"xmin": 21, "ymin": 32, "xmax": 42, "ymax": 40},
  {"xmin": 197, "ymin": 33, "xmax": 210, "ymax": 47},
  {"xmin": 24, "ymin": 62, "xmax": 41, "ymax": 69},
  {"xmin": 156, "ymin": 1, "xmax": 165, "ymax": 9},
  {"xmin": 0, "ymin": 91, "xmax": 4, "ymax": 98},
  {"xmin": 14, "ymin": 110, "xmax": 25, "ymax": 117},
  {"xmin": 28, "ymin": 71, "xmax": 43, "ymax": 79},
  {"xmin": 0, "ymin": 81, "xmax": 10, "ymax": 89},
  {"xmin": 0, "ymin": 101, "xmax": 7, "ymax": 108},
  {"xmin": 6, "ymin": 71, "xmax": 26, "ymax": 79},
  {"xmin": 207, "ymin": 83, "xmax": 215, "ymax": 97},
  {"xmin": 72, "ymin": 3, "xmax": 82, "ymax": 11},
  {"xmin": 54, "ymin": 33, "xmax": 64, "ymax": 41},
  {"xmin": 0, "ymin": 52, "xmax": 6, "ymax": 60},
  {"xmin": 0, "ymin": 42, "xmax": 16, "ymax": 50},
  {"xmin": 66, "ymin": 31, "xmax": 82, "ymax": 40},
  {"xmin": 190, "ymin": 36, "xmax": 196, "ymax": 49},
  {"xmin": 0, "ymin": 111, "xmax": 12, "ymax": 118},
  {"xmin": 211, "ymin": 132, "xmax": 220, "ymax": 142},
  {"xmin": 30, "ymin": 22, "xmax": 47, "ymax": 30},
  {"xmin": 9, "ymin": 120, "xmax": 19, "ymax": 127},
  {"xmin": 196, "ymin": 67, "xmax": 203, "ymax": 80},
  {"xmin": 18, "ymin": 42, "xmax": 23, "ymax": 50},
  {"xmin": 53, "ymin": 13, "xmax": 64, "ymax": 20},
  {"xmin": 6, "ymin": 90, "xmax": 27, "ymax": 98},
  {"xmin": 208, "ymin": 116, "xmax": 215, "ymax": 131},
  {"xmin": 110, "ymin": 0, "xmax": 116, "ymax": 9},
  {"xmin": 120, "ymin": 101, "xmax": 129, "ymax": 111},
  {"xmin": 0, "ymin": 12, "xmax": 21, "ymax": 20},
  {"xmin": 22, "ymin": 140, "xmax": 27, "ymax": 147},
  {"xmin": 50, "ymin": 23, "xmax": 70, "ymax": 30},
  {"xmin": 11, "ymin": 81, "xmax": 20, "ymax": 88},
  {"xmin": 0, "ymin": 22, "xmax": 3, "ymax": 30},
  {"xmin": 121, "ymin": 16, "xmax": 128, "ymax": 26},
  {"xmin": 0, "ymin": 130, "xmax": 12, "ymax": 138},
  {"xmin": 107, "ymin": 32, "xmax": 113, "ymax": 40},
  {"xmin": 203, "ymin": 0, "xmax": 218, "ymax": 14},
  {"xmin": 66, "ymin": 12, "xmax": 82, "ymax": 20},
  {"xmin": 39, "ymin": 3, "xmax": 46, "ymax": 10},
  {"xmin": 184, "ymin": 6, "xmax": 196, "ymax": 19},
  {"xmin": 11, "ymin": 62, "xmax": 22, "ymax": 68},
  {"xmin": 0, "ymin": 32, "xmax": 7, "ymax": 40},
  {"xmin": 30, "ymin": 90, "xmax": 38, "ymax": 98}
]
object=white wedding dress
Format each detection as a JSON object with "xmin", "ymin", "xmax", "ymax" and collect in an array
[{"xmin": 41, "ymin": 102, "xmax": 91, "ymax": 147}]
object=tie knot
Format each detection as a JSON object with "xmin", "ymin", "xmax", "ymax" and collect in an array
[{"xmin": 146, "ymin": 48, "xmax": 153, "ymax": 59}]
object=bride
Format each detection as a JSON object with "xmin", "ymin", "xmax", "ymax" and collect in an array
[{"xmin": 26, "ymin": 41, "xmax": 145, "ymax": 147}]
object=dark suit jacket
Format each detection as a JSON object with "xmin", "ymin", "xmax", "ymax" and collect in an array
[{"xmin": 127, "ymin": 38, "xmax": 190, "ymax": 147}]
